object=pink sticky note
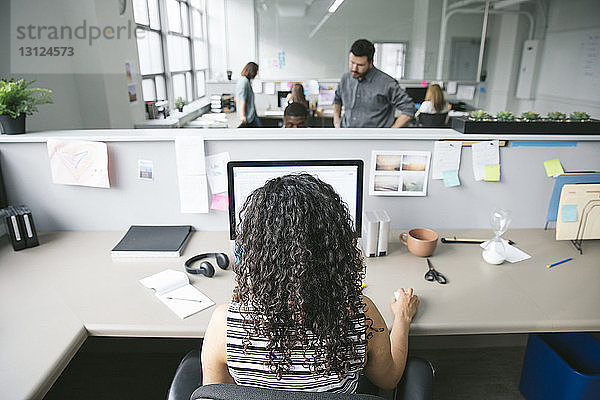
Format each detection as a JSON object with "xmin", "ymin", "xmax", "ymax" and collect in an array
[
  {"xmin": 421, "ymin": 80, "xmax": 428, "ymax": 87},
  {"xmin": 210, "ymin": 194, "xmax": 228, "ymax": 211}
]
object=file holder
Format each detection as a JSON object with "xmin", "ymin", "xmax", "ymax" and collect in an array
[
  {"xmin": 1, "ymin": 205, "xmax": 39, "ymax": 251},
  {"xmin": 572, "ymin": 199, "xmax": 600, "ymax": 255}
]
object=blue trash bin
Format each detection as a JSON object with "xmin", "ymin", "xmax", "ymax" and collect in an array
[{"xmin": 520, "ymin": 333, "xmax": 600, "ymax": 400}]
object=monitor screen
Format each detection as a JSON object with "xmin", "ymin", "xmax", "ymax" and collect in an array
[
  {"xmin": 318, "ymin": 88, "xmax": 336, "ymax": 106},
  {"xmin": 404, "ymin": 87, "xmax": 428, "ymax": 107},
  {"xmin": 278, "ymin": 91, "xmax": 291, "ymax": 108},
  {"xmin": 227, "ymin": 160, "xmax": 364, "ymax": 240}
]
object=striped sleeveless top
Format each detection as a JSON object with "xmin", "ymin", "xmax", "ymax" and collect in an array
[{"xmin": 226, "ymin": 301, "xmax": 367, "ymax": 393}]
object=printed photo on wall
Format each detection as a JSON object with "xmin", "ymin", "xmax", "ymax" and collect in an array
[{"xmin": 370, "ymin": 150, "xmax": 431, "ymax": 196}]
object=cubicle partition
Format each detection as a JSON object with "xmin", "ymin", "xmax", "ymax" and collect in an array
[{"xmin": 1, "ymin": 128, "xmax": 599, "ymax": 232}]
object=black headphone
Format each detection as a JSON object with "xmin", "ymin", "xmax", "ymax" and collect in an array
[{"xmin": 184, "ymin": 253, "xmax": 230, "ymax": 277}]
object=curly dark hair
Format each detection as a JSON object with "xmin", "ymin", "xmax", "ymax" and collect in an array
[{"xmin": 233, "ymin": 173, "xmax": 366, "ymax": 378}]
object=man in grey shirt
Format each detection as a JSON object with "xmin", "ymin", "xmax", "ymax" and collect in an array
[{"xmin": 333, "ymin": 39, "xmax": 415, "ymax": 128}]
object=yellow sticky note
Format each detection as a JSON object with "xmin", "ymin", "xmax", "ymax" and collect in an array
[
  {"xmin": 544, "ymin": 159, "xmax": 564, "ymax": 177},
  {"xmin": 484, "ymin": 164, "xmax": 500, "ymax": 181}
]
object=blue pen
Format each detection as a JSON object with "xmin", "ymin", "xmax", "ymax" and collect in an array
[{"xmin": 546, "ymin": 257, "xmax": 573, "ymax": 268}]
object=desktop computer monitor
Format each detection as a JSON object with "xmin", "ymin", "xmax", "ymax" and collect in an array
[
  {"xmin": 404, "ymin": 87, "xmax": 428, "ymax": 108},
  {"xmin": 278, "ymin": 91, "xmax": 291, "ymax": 108},
  {"xmin": 318, "ymin": 88, "xmax": 336, "ymax": 106},
  {"xmin": 227, "ymin": 160, "xmax": 364, "ymax": 240}
]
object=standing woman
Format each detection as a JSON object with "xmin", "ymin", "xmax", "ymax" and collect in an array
[{"xmin": 236, "ymin": 62, "xmax": 261, "ymax": 127}]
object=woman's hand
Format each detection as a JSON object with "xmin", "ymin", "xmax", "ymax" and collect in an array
[{"xmin": 391, "ymin": 287, "xmax": 419, "ymax": 323}]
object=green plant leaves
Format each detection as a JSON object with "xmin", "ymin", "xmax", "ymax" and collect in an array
[{"xmin": 0, "ymin": 79, "xmax": 53, "ymax": 118}]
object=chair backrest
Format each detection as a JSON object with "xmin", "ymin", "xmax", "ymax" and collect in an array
[
  {"xmin": 418, "ymin": 113, "xmax": 448, "ymax": 127},
  {"xmin": 191, "ymin": 384, "xmax": 384, "ymax": 400}
]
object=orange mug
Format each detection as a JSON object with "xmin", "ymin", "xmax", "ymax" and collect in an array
[{"xmin": 399, "ymin": 228, "xmax": 438, "ymax": 257}]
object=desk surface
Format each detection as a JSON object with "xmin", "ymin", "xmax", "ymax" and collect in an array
[{"xmin": 1, "ymin": 229, "xmax": 599, "ymax": 399}]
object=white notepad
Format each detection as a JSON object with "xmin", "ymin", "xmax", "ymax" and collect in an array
[{"xmin": 140, "ymin": 269, "xmax": 214, "ymax": 319}]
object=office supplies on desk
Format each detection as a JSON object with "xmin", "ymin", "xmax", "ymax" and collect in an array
[
  {"xmin": 0, "ymin": 205, "xmax": 39, "ymax": 251},
  {"xmin": 556, "ymin": 184, "xmax": 600, "ymax": 252},
  {"xmin": 362, "ymin": 211, "xmax": 379, "ymax": 257},
  {"xmin": 546, "ymin": 257, "xmax": 573, "ymax": 268},
  {"xmin": 140, "ymin": 269, "xmax": 214, "ymax": 319},
  {"xmin": 425, "ymin": 259, "xmax": 447, "ymax": 284},
  {"xmin": 545, "ymin": 173, "xmax": 600, "ymax": 228},
  {"xmin": 400, "ymin": 228, "xmax": 438, "ymax": 257},
  {"xmin": 111, "ymin": 225, "xmax": 192, "ymax": 258},
  {"xmin": 442, "ymin": 237, "xmax": 515, "ymax": 245}
]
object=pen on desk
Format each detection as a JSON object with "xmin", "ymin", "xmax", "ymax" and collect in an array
[
  {"xmin": 546, "ymin": 257, "xmax": 573, "ymax": 268},
  {"xmin": 166, "ymin": 297, "xmax": 204, "ymax": 303},
  {"xmin": 441, "ymin": 237, "xmax": 515, "ymax": 245}
]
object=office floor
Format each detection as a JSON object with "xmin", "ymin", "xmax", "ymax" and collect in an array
[{"xmin": 44, "ymin": 336, "xmax": 527, "ymax": 400}]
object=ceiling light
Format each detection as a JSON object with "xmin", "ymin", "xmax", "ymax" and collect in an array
[{"xmin": 328, "ymin": 0, "xmax": 345, "ymax": 13}]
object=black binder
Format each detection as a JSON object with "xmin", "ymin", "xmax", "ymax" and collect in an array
[{"xmin": 1, "ymin": 205, "xmax": 39, "ymax": 251}]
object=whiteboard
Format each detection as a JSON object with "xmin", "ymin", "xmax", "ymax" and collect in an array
[{"xmin": 537, "ymin": 28, "xmax": 600, "ymax": 103}]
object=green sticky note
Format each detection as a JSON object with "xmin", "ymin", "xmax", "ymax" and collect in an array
[
  {"xmin": 442, "ymin": 170, "xmax": 460, "ymax": 187},
  {"xmin": 484, "ymin": 164, "xmax": 500, "ymax": 181},
  {"xmin": 561, "ymin": 204, "xmax": 578, "ymax": 222},
  {"xmin": 544, "ymin": 159, "xmax": 564, "ymax": 177}
]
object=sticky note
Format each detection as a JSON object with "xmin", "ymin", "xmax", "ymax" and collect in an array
[
  {"xmin": 484, "ymin": 164, "xmax": 500, "ymax": 181},
  {"xmin": 561, "ymin": 204, "xmax": 578, "ymax": 222},
  {"xmin": 544, "ymin": 159, "xmax": 564, "ymax": 177},
  {"xmin": 210, "ymin": 193, "xmax": 228, "ymax": 211},
  {"xmin": 442, "ymin": 170, "xmax": 460, "ymax": 187}
]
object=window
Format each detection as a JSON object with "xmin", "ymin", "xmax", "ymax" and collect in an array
[
  {"xmin": 374, "ymin": 42, "xmax": 407, "ymax": 80},
  {"xmin": 133, "ymin": 0, "xmax": 208, "ymax": 108}
]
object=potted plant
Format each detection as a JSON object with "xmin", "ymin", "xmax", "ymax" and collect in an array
[
  {"xmin": 547, "ymin": 111, "xmax": 566, "ymax": 121},
  {"xmin": 521, "ymin": 111, "xmax": 540, "ymax": 121},
  {"xmin": 226, "ymin": 70, "xmax": 233, "ymax": 80},
  {"xmin": 569, "ymin": 111, "xmax": 590, "ymax": 121},
  {"xmin": 174, "ymin": 97, "xmax": 186, "ymax": 113},
  {"xmin": 496, "ymin": 111, "xmax": 514, "ymax": 121},
  {"xmin": 0, "ymin": 78, "xmax": 53, "ymax": 134}
]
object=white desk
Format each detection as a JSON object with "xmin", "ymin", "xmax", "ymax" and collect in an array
[{"xmin": 1, "ymin": 229, "xmax": 599, "ymax": 399}]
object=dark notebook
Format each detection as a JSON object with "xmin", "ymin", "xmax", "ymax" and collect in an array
[{"xmin": 111, "ymin": 225, "xmax": 192, "ymax": 258}]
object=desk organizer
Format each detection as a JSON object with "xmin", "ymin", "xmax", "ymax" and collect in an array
[
  {"xmin": 452, "ymin": 117, "xmax": 600, "ymax": 134},
  {"xmin": 519, "ymin": 333, "xmax": 600, "ymax": 400}
]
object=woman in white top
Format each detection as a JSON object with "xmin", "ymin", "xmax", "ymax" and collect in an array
[{"xmin": 415, "ymin": 84, "xmax": 449, "ymax": 120}]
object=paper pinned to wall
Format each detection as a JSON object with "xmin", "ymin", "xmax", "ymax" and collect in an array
[
  {"xmin": 252, "ymin": 79, "xmax": 263, "ymax": 94},
  {"xmin": 206, "ymin": 152, "xmax": 230, "ymax": 194},
  {"xmin": 264, "ymin": 82, "xmax": 275, "ymax": 95},
  {"xmin": 432, "ymin": 141, "xmax": 462, "ymax": 179},
  {"xmin": 47, "ymin": 139, "xmax": 110, "ymax": 188},
  {"xmin": 456, "ymin": 85, "xmax": 475, "ymax": 100},
  {"xmin": 447, "ymin": 81, "xmax": 457, "ymax": 94},
  {"xmin": 175, "ymin": 137, "xmax": 208, "ymax": 213},
  {"xmin": 210, "ymin": 193, "xmax": 229, "ymax": 211},
  {"xmin": 442, "ymin": 170, "xmax": 461, "ymax": 187},
  {"xmin": 543, "ymin": 159, "xmax": 564, "ymax": 177},
  {"xmin": 472, "ymin": 140, "xmax": 499, "ymax": 181}
]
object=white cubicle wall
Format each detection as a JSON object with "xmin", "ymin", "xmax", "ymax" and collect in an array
[{"xmin": 1, "ymin": 129, "xmax": 599, "ymax": 232}]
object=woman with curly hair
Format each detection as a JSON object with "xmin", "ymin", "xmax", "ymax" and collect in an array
[{"xmin": 201, "ymin": 174, "xmax": 419, "ymax": 393}]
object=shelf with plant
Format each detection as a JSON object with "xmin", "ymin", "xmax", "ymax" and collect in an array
[{"xmin": 452, "ymin": 108, "xmax": 599, "ymax": 134}]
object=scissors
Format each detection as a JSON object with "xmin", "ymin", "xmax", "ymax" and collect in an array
[{"xmin": 424, "ymin": 259, "xmax": 447, "ymax": 284}]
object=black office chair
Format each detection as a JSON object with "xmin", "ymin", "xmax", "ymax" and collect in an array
[
  {"xmin": 417, "ymin": 113, "xmax": 448, "ymax": 128},
  {"xmin": 167, "ymin": 350, "xmax": 433, "ymax": 400}
]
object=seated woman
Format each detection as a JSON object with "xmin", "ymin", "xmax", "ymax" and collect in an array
[
  {"xmin": 201, "ymin": 174, "xmax": 419, "ymax": 393},
  {"xmin": 415, "ymin": 84, "xmax": 449, "ymax": 125},
  {"xmin": 285, "ymin": 83, "xmax": 310, "ymax": 110}
]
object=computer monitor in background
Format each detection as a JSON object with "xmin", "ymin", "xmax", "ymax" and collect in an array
[
  {"xmin": 277, "ymin": 91, "xmax": 291, "ymax": 108},
  {"xmin": 404, "ymin": 87, "xmax": 428, "ymax": 108},
  {"xmin": 227, "ymin": 160, "xmax": 364, "ymax": 240},
  {"xmin": 318, "ymin": 88, "xmax": 336, "ymax": 106}
]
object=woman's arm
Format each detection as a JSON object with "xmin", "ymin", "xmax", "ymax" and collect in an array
[
  {"xmin": 201, "ymin": 303, "xmax": 235, "ymax": 384},
  {"xmin": 362, "ymin": 290, "xmax": 419, "ymax": 389}
]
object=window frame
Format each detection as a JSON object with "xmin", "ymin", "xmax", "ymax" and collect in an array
[
  {"xmin": 374, "ymin": 41, "xmax": 408, "ymax": 80},
  {"xmin": 134, "ymin": 0, "xmax": 208, "ymax": 113}
]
